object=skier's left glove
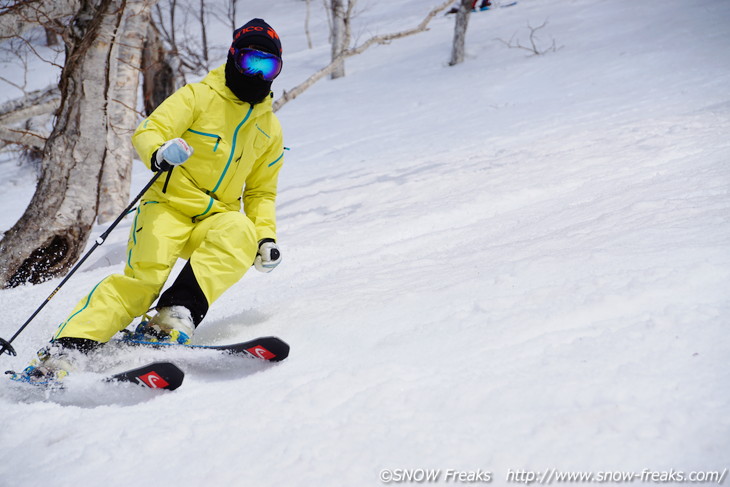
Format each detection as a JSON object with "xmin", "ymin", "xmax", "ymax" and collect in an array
[{"xmin": 254, "ymin": 239, "xmax": 281, "ymax": 273}]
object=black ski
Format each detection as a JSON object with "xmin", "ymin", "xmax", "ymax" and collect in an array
[
  {"xmin": 7, "ymin": 360, "xmax": 184, "ymax": 391},
  {"xmin": 114, "ymin": 335, "xmax": 290, "ymax": 362},
  {"xmin": 106, "ymin": 361, "xmax": 184, "ymax": 390}
]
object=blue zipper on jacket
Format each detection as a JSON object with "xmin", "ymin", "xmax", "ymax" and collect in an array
[
  {"xmin": 191, "ymin": 105, "xmax": 254, "ymax": 221},
  {"xmin": 211, "ymin": 105, "xmax": 253, "ymax": 193},
  {"xmin": 186, "ymin": 129, "xmax": 221, "ymax": 152}
]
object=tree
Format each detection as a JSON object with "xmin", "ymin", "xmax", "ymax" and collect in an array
[
  {"xmin": 0, "ymin": 0, "xmax": 153, "ymax": 288},
  {"xmin": 152, "ymin": 0, "xmax": 218, "ymax": 82},
  {"xmin": 140, "ymin": 20, "xmax": 176, "ymax": 116},
  {"xmin": 98, "ymin": 0, "xmax": 154, "ymax": 223},
  {"xmin": 449, "ymin": 0, "xmax": 472, "ymax": 66},
  {"xmin": 303, "ymin": 0, "xmax": 313, "ymax": 49},
  {"xmin": 328, "ymin": 0, "xmax": 353, "ymax": 80}
]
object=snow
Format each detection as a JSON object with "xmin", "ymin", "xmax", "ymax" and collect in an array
[{"xmin": 1, "ymin": 0, "xmax": 729, "ymax": 485}]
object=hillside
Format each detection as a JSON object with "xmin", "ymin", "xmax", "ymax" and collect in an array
[{"xmin": 1, "ymin": 0, "xmax": 729, "ymax": 485}]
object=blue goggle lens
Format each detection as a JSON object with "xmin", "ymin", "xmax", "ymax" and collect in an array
[{"xmin": 235, "ymin": 48, "xmax": 283, "ymax": 81}]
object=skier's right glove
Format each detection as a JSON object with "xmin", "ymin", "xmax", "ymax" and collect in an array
[
  {"xmin": 254, "ymin": 239, "xmax": 281, "ymax": 273},
  {"xmin": 151, "ymin": 138, "xmax": 194, "ymax": 172}
]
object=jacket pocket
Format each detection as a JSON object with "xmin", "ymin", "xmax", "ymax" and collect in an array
[{"xmin": 186, "ymin": 128, "xmax": 221, "ymax": 152}]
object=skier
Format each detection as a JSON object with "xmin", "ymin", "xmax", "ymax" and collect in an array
[{"xmin": 16, "ymin": 18, "xmax": 286, "ymax": 383}]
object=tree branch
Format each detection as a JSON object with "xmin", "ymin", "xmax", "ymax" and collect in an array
[
  {"xmin": 0, "ymin": 126, "xmax": 47, "ymax": 150},
  {"xmin": 495, "ymin": 20, "xmax": 562, "ymax": 56},
  {"xmin": 0, "ymin": 84, "xmax": 59, "ymax": 125},
  {"xmin": 0, "ymin": 0, "xmax": 81, "ymax": 39},
  {"xmin": 273, "ymin": 0, "xmax": 452, "ymax": 112}
]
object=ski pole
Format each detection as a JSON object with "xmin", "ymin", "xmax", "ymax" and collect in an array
[{"xmin": 0, "ymin": 170, "xmax": 165, "ymax": 357}]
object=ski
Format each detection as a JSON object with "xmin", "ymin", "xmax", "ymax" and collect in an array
[
  {"xmin": 6, "ymin": 360, "xmax": 184, "ymax": 391},
  {"xmin": 114, "ymin": 335, "xmax": 290, "ymax": 363},
  {"xmin": 106, "ymin": 361, "xmax": 184, "ymax": 390}
]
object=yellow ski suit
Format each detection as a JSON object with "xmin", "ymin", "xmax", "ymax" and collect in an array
[{"xmin": 54, "ymin": 64, "xmax": 284, "ymax": 342}]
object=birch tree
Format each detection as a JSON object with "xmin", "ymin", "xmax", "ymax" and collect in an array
[
  {"xmin": 449, "ymin": 0, "xmax": 471, "ymax": 66},
  {"xmin": 329, "ymin": 0, "xmax": 350, "ymax": 79},
  {"xmin": 98, "ymin": 0, "xmax": 154, "ymax": 223},
  {"xmin": 0, "ymin": 0, "xmax": 153, "ymax": 288}
]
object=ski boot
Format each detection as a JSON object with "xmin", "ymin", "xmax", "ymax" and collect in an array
[
  {"xmin": 129, "ymin": 306, "xmax": 194, "ymax": 345},
  {"xmin": 7, "ymin": 343, "xmax": 79, "ymax": 387}
]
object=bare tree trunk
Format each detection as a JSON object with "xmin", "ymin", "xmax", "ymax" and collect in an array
[
  {"xmin": 0, "ymin": 0, "xmax": 139, "ymax": 288},
  {"xmin": 225, "ymin": 0, "xmax": 238, "ymax": 31},
  {"xmin": 198, "ymin": 0, "xmax": 209, "ymax": 70},
  {"xmin": 330, "ymin": 0, "xmax": 347, "ymax": 79},
  {"xmin": 98, "ymin": 0, "xmax": 153, "ymax": 224},
  {"xmin": 44, "ymin": 27, "xmax": 59, "ymax": 46},
  {"xmin": 141, "ymin": 20, "xmax": 175, "ymax": 116},
  {"xmin": 449, "ymin": 0, "xmax": 471, "ymax": 66},
  {"xmin": 304, "ymin": 0, "xmax": 313, "ymax": 49},
  {"xmin": 153, "ymin": 0, "xmax": 188, "ymax": 84}
]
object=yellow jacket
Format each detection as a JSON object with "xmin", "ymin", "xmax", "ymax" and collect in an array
[{"xmin": 132, "ymin": 64, "xmax": 284, "ymax": 242}]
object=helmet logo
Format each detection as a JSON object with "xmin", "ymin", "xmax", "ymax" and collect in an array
[{"xmin": 235, "ymin": 25, "xmax": 279, "ymax": 40}]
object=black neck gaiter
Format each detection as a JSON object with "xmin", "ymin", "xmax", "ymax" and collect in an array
[{"xmin": 225, "ymin": 56, "xmax": 272, "ymax": 105}]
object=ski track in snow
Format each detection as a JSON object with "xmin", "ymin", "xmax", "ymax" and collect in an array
[{"xmin": 0, "ymin": 0, "xmax": 729, "ymax": 485}]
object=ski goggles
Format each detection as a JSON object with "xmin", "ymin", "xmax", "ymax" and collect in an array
[{"xmin": 233, "ymin": 48, "xmax": 283, "ymax": 81}]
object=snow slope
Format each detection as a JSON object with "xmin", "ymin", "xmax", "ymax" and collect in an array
[{"xmin": 1, "ymin": 0, "xmax": 729, "ymax": 485}]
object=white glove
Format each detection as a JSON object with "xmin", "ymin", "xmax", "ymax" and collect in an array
[
  {"xmin": 154, "ymin": 138, "xmax": 194, "ymax": 171},
  {"xmin": 254, "ymin": 239, "xmax": 281, "ymax": 273}
]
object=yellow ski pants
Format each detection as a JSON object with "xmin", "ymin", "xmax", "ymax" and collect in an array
[{"xmin": 54, "ymin": 202, "xmax": 259, "ymax": 342}]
